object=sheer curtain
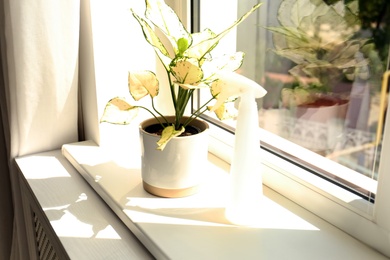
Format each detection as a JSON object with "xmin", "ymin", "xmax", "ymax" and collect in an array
[{"xmin": 0, "ymin": 0, "xmax": 80, "ymax": 258}]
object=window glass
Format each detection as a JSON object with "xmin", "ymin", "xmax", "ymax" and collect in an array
[{"xmin": 196, "ymin": 0, "xmax": 390, "ymax": 203}]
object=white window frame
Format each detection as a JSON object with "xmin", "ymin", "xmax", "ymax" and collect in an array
[
  {"xmin": 196, "ymin": 0, "xmax": 390, "ymax": 256},
  {"xmin": 79, "ymin": 0, "xmax": 390, "ymax": 257}
]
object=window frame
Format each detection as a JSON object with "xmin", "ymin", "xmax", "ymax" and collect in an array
[
  {"xmin": 191, "ymin": 0, "xmax": 390, "ymax": 256},
  {"xmin": 81, "ymin": 0, "xmax": 390, "ymax": 257}
]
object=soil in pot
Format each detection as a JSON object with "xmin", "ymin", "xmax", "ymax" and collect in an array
[{"xmin": 144, "ymin": 124, "xmax": 201, "ymax": 137}]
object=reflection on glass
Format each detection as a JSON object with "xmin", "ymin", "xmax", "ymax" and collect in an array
[
  {"xmin": 198, "ymin": 0, "xmax": 389, "ymax": 200},
  {"xmin": 261, "ymin": 0, "xmax": 388, "ymax": 182}
]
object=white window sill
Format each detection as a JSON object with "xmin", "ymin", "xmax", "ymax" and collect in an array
[
  {"xmin": 54, "ymin": 140, "xmax": 387, "ymax": 260},
  {"xmin": 207, "ymin": 123, "xmax": 390, "ymax": 256},
  {"xmin": 15, "ymin": 149, "xmax": 153, "ymax": 260}
]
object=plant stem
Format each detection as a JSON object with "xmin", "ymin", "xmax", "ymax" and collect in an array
[
  {"xmin": 167, "ymin": 72, "xmax": 177, "ymax": 109},
  {"xmin": 182, "ymin": 108, "xmax": 208, "ymax": 127},
  {"xmin": 175, "ymin": 88, "xmax": 194, "ymax": 129},
  {"xmin": 182, "ymin": 95, "xmax": 215, "ymax": 127},
  {"xmin": 136, "ymin": 105, "xmax": 165, "ymax": 127},
  {"xmin": 150, "ymin": 97, "xmax": 168, "ymax": 124}
]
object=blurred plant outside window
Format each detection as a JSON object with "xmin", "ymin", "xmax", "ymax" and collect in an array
[{"xmin": 196, "ymin": 0, "xmax": 390, "ymax": 202}]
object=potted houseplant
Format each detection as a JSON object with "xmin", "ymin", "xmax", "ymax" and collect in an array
[
  {"xmin": 100, "ymin": 0, "xmax": 262, "ymax": 197},
  {"xmin": 266, "ymin": 0, "xmax": 378, "ymax": 152}
]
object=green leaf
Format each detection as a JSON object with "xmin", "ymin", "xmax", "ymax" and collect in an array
[
  {"xmin": 156, "ymin": 125, "xmax": 185, "ymax": 150},
  {"xmin": 177, "ymin": 37, "xmax": 189, "ymax": 56},
  {"xmin": 100, "ymin": 97, "xmax": 138, "ymax": 124},
  {"xmin": 145, "ymin": 0, "xmax": 192, "ymax": 55},
  {"xmin": 128, "ymin": 71, "xmax": 159, "ymax": 100}
]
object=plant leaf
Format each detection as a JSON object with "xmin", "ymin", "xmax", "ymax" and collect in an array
[
  {"xmin": 128, "ymin": 71, "xmax": 159, "ymax": 100},
  {"xmin": 201, "ymin": 52, "xmax": 245, "ymax": 80},
  {"xmin": 184, "ymin": 28, "xmax": 217, "ymax": 60},
  {"xmin": 156, "ymin": 125, "xmax": 185, "ymax": 150},
  {"xmin": 177, "ymin": 82, "xmax": 209, "ymax": 90},
  {"xmin": 170, "ymin": 57, "xmax": 203, "ymax": 85},
  {"xmin": 132, "ymin": 12, "xmax": 172, "ymax": 69},
  {"xmin": 100, "ymin": 97, "xmax": 138, "ymax": 124},
  {"xmin": 208, "ymin": 102, "xmax": 238, "ymax": 120},
  {"xmin": 145, "ymin": 0, "xmax": 192, "ymax": 55},
  {"xmin": 186, "ymin": 3, "xmax": 262, "ymax": 60},
  {"xmin": 209, "ymin": 79, "xmax": 241, "ymax": 111},
  {"xmin": 281, "ymin": 87, "xmax": 314, "ymax": 107},
  {"xmin": 209, "ymin": 72, "xmax": 266, "ymax": 111},
  {"xmin": 276, "ymin": 0, "xmax": 327, "ymax": 28},
  {"xmin": 177, "ymin": 37, "xmax": 189, "ymax": 56}
]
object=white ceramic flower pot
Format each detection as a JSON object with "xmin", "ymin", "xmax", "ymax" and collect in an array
[{"xmin": 139, "ymin": 116, "xmax": 209, "ymax": 197}]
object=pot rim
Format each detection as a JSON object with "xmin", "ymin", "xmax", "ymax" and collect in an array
[{"xmin": 139, "ymin": 116, "xmax": 209, "ymax": 139}]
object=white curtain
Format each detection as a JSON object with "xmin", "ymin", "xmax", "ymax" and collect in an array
[{"xmin": 0, "ymin": 0, "xmax": 80, "ymax": 258}]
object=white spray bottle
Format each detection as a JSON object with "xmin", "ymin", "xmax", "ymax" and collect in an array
[{"xmin": 212, "ymin": 72, "xmax": 267, "ymax": 225}]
